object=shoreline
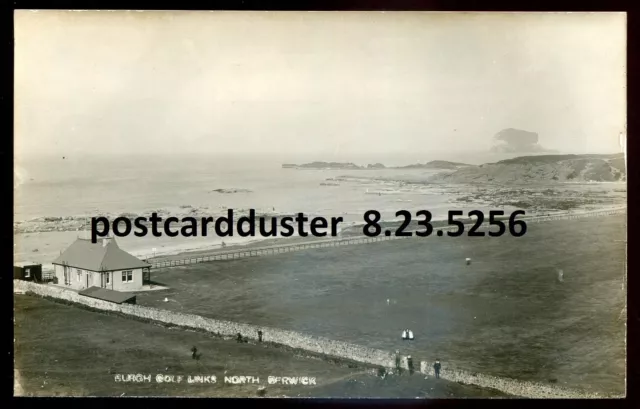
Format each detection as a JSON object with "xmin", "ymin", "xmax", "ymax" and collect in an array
[
  {"xmin": 23, "ymin": 204, "xmax": 626, "ymax": 271},
  {"xmin": 14, "ymin": 180, "xmax": 627, "ymax": 228}
]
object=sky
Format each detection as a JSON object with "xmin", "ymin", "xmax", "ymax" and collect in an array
[{"xmin": 14, "ymin": 11, "xmax": 626, "ymax": 159}]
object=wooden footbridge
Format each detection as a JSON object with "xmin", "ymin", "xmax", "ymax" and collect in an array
[{"xmin": 148, "ymin": 207, "xmax": 625, "ymax": 269}]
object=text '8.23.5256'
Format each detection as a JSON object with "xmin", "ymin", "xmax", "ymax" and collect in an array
[{"xmin": 361, "ymin": 210, "xmax": 527, "ymax": 238}]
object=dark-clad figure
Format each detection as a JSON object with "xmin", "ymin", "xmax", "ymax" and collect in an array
[
  {"xmin": 407, "ymin": 355, "xmax": 414, "ymax": 375},
  {"xmin": 258, "ymin": 330, "xmax": 263, "ymax": 342},
  {"xmin": 434, "ymin": 359, "xmax": 441, "ymax": 379},
  {"xmin": 236, "ymin": 332, "xmax": 243, "ymax": 343},
  {"xmin": 191, "ymin": 346, "xmax": 198, "ymax": 359},
  {"xmin": 395, "ymin": 350, "xmax": 401, "ymax": 373}
]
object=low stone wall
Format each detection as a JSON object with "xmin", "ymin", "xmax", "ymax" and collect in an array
[
  {"xmin": 15, "ymin": 280, "xmax": 617, "ymax": 398},
  {"xmin": 14, "ymin": 280, "xmax": 397, "ymax": 369},
  {"xmin": 419, "ymin": 361, "xmax": 609, "ymax": 399}
]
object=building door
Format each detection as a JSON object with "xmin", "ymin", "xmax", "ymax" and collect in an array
[{"xmin": 86, "ymin": 273, "xmax": 89, "ymax": 288}]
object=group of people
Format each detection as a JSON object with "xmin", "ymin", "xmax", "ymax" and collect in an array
[
  {"xmin": 393, "ymin": 350, "xmax": 442, "ymax": 379},
  {"xmin": 235, "ymin": 330, "xmax": 264, "ymax": 343}
]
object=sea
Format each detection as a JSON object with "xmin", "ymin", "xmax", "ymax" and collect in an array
[{"xmin": 12, "ymin": 151, "xmax": 547, "ymax": 265}]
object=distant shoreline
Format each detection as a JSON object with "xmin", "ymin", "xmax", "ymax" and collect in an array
[
  {"xmin": 20, "ymin": 204, "xmax": 626, "ymax": 271},
  {"xmin": 282, "ymin": 160, "xmax": 471, "ymax": 170}
]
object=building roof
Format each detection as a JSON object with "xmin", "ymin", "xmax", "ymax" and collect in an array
[
  {"xmin": 52, "ymin": 238, "xmax": 151, "ymax": 272},
  {"xmin": 14, "ymin": 261, "xmax": 41, "ymax": 268},
  {"xmin": 78, "ymin": 286, "xmax": 136, "ymax": 304}
]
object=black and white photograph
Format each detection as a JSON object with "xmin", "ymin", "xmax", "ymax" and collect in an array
[{"xmin": 13, "ymin": 10, "xmax": 627, "ymax": 398}]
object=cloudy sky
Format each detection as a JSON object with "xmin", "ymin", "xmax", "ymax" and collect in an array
[{"xmin": 14, "ymin": 11, "xmax": 626, "ymax": 158}]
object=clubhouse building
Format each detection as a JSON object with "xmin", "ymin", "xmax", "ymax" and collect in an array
[{"xmin": 52, "ymin": 237, "xmax": 151, "ymax": 292}]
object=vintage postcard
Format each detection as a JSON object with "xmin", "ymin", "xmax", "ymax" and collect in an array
[{"xmin": 13, "ymin": 10, "xmax": 626, "ymax": 398}]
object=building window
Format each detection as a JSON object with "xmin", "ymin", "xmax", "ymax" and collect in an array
[
  {"xmin": 122, "ymin": 270, "xmax": 133, "ymax": 283},
  {"xmin": 24, "ymin": 268, "xmax": 31, "ymax": 278},
  {"xmin": 106, "ymin": 273, "xmax": 110, "ymax": 284},
  {"xmin": 77, "ymin": 269, "xmax": 82, "ymax": 282}
]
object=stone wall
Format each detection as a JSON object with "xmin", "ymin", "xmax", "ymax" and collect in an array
[
  {"xmin": 14, "ymin": 280, "xmax": 397, "ymax": 369},
  {"xmin": 418, "ymin": 361, "xmax": 608, "ymax": 399}
]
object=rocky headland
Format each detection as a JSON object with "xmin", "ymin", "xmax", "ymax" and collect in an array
[
  {"xmin": 429, "ymin": 153, "xmax": 626, "ymax": 184},
  {"xmin": 282, "ymin": 160, "xmax": 472, "ymax": 170}
]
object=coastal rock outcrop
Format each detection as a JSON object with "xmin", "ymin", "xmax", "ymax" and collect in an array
[
  {"xmin": 491, "ymin": 128, "xmax": 549, "ymax": 153},
  {"xmin": 397, "ymin": 161, "xmax": 471, "ymax": 170},
  {"xmin": 210, "ymin": 188, "xmax": 253, "ymax": 194},
  {"xmin": 283, "ymin": 162, "xmax": 362, "ymax": 170}
]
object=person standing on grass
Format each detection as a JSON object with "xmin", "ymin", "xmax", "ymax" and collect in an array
[{"xmin": 434, "ymin": 359, "xmax": 441, "ymax": 379}]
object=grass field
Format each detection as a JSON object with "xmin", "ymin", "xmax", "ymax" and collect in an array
[
  {"xmin": 135, "ymin": 214, "xmax": 626, "ymax": 395},
  {"xmin": 13, "ymin": 295, "xmax": 509, "ymax": 398}
]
